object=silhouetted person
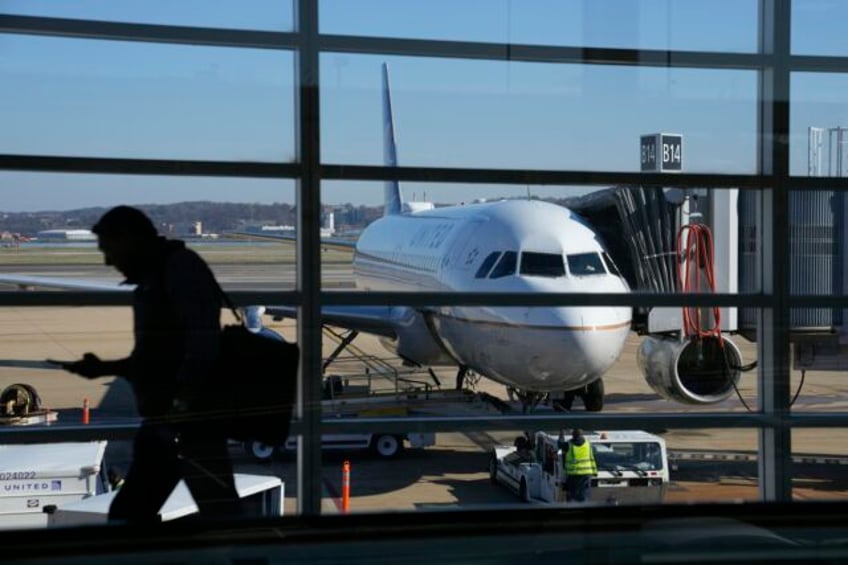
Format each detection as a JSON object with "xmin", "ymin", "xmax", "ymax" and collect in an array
[
  {"xmin": 563, "ymin": 428, "xmax": 597, "ymax": 503},
  {"xmin": 49, "ymin": 206, "xmax": 242, "ymax": 523}
]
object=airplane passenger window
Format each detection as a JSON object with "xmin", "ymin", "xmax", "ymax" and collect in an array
[
  {"xmin": 489, "ymin": 251, "xmax": 517, "ymax": 279},
  {"xmin": 519, "ymin": 252, "xmax": 566, "ymax": 277},
  {"xmin": 566, "ymin": 253, "xmax": 607, "ymax": 276},
  {"xmin": 475, "ymin": 251, "xmax": 501, "ymax": 278}
]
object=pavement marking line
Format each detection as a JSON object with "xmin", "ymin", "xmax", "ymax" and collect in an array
[{"xmin": 669, "ymin": 450, "xmax": 848, "ymax": 465}]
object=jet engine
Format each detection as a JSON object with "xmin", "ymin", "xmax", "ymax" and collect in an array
[{"xmin": 637, "ymin": 335, "xmax": 742, "ymax": 405}]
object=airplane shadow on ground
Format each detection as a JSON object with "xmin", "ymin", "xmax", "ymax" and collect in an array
[{"xmin": 602, "ymin": 393, "xmax": 665, "ymax": 405}]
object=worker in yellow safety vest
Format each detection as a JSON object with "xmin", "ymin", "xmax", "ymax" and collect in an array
[{"xmin": 563, "ymin": 428, "xmax": 598, "ymax": 502}]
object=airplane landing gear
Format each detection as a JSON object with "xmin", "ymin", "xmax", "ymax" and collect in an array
[
  {"xmin": 581, "ymin": 378, "xmax": 604, "ymax": 412},
  {"xmin": 513, "ymin": 390, "xmax": 545, "ymax": 413},
  {"xmin": 552, "ymin": 391, "xmax": 576, "ymax": 412},
  {"xmin": 550, "ymin": 379, "xmax": 605, "ymax": 412},
  {"xmin": 455, "ymin": 366, "xmax": 468, "ymax": 390}
]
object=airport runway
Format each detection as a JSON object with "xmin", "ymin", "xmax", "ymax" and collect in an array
[
  {"xmin": 0, "ymin": 263, "xmax": 356, "ymax": 290},
  {"xmin": 1, "ymin": 260, "xmax": 848, "ymax": 514}
]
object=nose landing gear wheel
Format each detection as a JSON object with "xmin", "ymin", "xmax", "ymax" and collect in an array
[{"xmin": 581, "ymin": 378, "xmax": 604, "ymax": 412}]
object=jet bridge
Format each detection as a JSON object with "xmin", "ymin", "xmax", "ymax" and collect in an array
[
  {"xmin": 565, "ymin": 185, "xmax": 744, "ymax": 406},
  {"xmin": 739, "ymin": 188, "xmax": 848, "ymax": 372},
  {"xmin": 564, "ymin": 185, "xmax": 739, "ymax": 335},
  {"xmin": 566, "ymin": 182, "xmax": 848, "ymax": 395}
]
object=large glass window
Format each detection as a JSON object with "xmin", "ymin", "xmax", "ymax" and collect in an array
[
  {"xmin": 320, "ymin": 0, "xmax": 758, "ymax": 53},
  {"xmin": 2, "ymin": 2, "xmax": 848, "ymax": 554},
  {"xmin": 792, "ymin": 0, "xmax": 848, "ymax": 56},
  {"xmin": 320, "ymin": 54, "xmax": 757, "ymax": 173},
  {"xmin": 0, "ymin": 36, "xmax": 295, "ymax": 161}
]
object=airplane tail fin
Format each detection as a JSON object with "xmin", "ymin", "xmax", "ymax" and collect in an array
[{"xmin": 382, "ymin": 63, "xmax": 403, "ymax": 216}]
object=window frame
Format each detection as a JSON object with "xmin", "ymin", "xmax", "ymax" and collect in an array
[{"xmin": 1, "ymin": 0, "xmax": 843, "ymax": 513}]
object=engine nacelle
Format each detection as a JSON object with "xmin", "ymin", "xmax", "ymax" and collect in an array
[{"xmin": 637, "ymin": 335, "xmax": 742, "ymax": 405}]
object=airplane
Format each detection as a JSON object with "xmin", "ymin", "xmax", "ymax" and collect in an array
[
  {"xmin": 234, "ymin": 63, "xmax": 634, "ymax": 411},
  {"xmin": 220, "ymin": 63, "xmax": 744, "ymax": 411},
  {"xmin": 0, "ymin": 64, "xmax": 743, "ymax": 412}
]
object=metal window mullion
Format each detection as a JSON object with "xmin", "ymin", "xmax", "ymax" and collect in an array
[
  {"xmin": 294, "ymin": 0, "xmax": 322, "ymax": 517},
  {"xmin": 322, "ymin": 164, "xmax": 763, "ymax": 189},
  {"xmin": 321, "ymin": 34, "xmax": 764, "ymax": 69},
  {"xmin": 0, "ymin": 14, "xmax": 297, "ymax": 50},
  {"xmin": 0, "ymin": 155, "xmax": 300, "ymax": 178},
  {"xmin": 757, "ymin": 0, "xmax": 793, "ymax": 503},
  {"xmin": 790, "ymin": 54, "xmax": 848, "ymax": 73}
]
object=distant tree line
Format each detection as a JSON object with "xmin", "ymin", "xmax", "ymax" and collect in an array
[
  {"xmin": 1, "ymin": 198, "xmax": 577, "ymax": 238},
  {"xmin": 0, "ymin": 201, "xmax": 383, "ymax": 237}
]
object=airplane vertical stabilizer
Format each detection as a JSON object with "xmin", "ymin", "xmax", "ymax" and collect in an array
[{"xmin": 382, "ymin": 63, "xmax": 403, "ymax": 216}]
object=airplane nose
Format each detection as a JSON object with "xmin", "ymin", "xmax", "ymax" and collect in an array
[
  {"xmin": 485, "ymin": 306, "xmax": 630, "ymax": 391},
  {"xmin": 552, "ymin": 306, "xmax": 629, "ymax": 371}
]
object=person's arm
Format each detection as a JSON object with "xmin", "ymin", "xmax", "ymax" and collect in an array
[{"xmin": 589, "ymin": 443, "xmax": 598, "ymax": 475}]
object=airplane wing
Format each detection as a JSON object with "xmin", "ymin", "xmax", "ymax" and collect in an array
[
  {"xmin": 227, "ymin": 231, "xmax": 357, "ymax": 252},
  {"xmin": 0, "ymin": 274, "xmax": 132, "ymax": 292},
  {"xmin": 0, "ymin": 274, "xmax": 399, "ymax": 339}
]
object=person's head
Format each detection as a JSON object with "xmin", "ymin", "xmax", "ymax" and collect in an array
[
  {"xmin": 572, "ymin": 428, "xmax": 583, "ymax": 440},
  {"xmin": 92, "ymin": 206, "xmax": 159, "ymax": 280}
]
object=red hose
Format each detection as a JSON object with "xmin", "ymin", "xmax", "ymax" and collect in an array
[{"xmin": 677, "ymin": 223, "xmax": 723, "ymax": 343}]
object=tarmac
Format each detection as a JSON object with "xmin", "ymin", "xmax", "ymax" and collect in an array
[{"xmin": 1, "ymin": 262, "xmax": 848, "ymax": 515}]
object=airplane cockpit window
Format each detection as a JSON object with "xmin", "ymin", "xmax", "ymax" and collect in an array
[
  {"xmin": 488, "ymin": 251, "xmax": 517, "ymax": 279},
  {"xmin": 475, "ymin": 251, "xmax": 501, "ymax": 278},
  {"xmin": 602, "ymin": 252, "xmax": 622, "ymax": 278},
  {"xmin": 519, "ymin": 252, "xmax": 566, "ymax": 277},
  {"xmin": 566, "ymin": 252, "xmax": 607, "ymax": 276}
]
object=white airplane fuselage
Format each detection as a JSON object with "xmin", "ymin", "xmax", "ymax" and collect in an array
[{"xmin": 353, "ymin": 199, "xmax": 631, "ymax": 393}]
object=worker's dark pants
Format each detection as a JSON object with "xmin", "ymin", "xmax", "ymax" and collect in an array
[
  {"xmin": 565, "ymin": 475, "xmax": 592, "ymax": 503},
  {"xmin": 108, "ymin": 419, "xmax": 243, "ymax": 523}
]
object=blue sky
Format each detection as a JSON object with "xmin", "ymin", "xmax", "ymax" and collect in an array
[{"xmin": 1, "ymin": 0, "xmax": 847, "ymax": 212}]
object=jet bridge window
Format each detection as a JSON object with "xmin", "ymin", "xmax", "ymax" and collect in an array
[
  {"xmin": 519, "ymin": 252, "xmax": 566, "ymax": 277},
  {"xmin": 488, "ymin": 251, "xmax": 517, "ymax": 279},
  {"xmin": 475, "ymin": 251, "xmax": 501, "ymax": 279},
  {"xmin": 566, "ymin": 252, "xmax": 607, "ymax": 276}
]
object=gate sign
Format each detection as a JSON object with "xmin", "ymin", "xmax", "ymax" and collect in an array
[{"xmin": 640, "ymin": 133, "xmax": 683, "ymax": 172}]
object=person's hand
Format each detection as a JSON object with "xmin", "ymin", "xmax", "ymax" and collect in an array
[{"xmin": 46, "ymin": 353, "xmax": 105, "ymax": 379}]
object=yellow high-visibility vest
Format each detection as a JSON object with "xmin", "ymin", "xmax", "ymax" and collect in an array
[{"xmin": 565, "ymin": 442, "xmax": 597, "ymax": 476}]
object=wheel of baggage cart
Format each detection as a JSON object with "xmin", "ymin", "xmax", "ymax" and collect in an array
[
  {"xmin": 0, "ymin": 383, "xmax": 42, "ymax": 416},
  {"xmin": 488, "ymin": 454, "xmax": 499, "ymax": 484},
  {"xmin": 370, "ymin": 434, "xmax": 403, "ymax": 459},
  {"xmin": 245, "ymin": 440, "xmax": 276, "ymax": 461},
  {"xmin": 519, "ymin": 478, "xmax": 529, "ymax": 502}
]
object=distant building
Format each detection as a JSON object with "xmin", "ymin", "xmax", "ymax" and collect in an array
[
  {"xmin": 322, "ymin": 211, "xmax": 335, "ymax": 237},
  {"xmin": 36, "ymin": 229, "xmax": 96, "ymax": 241}
]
